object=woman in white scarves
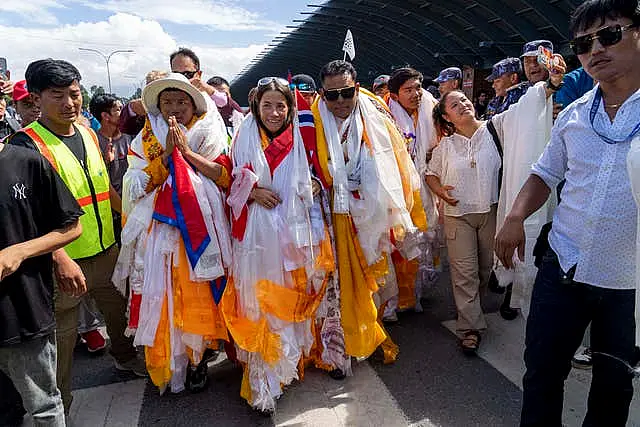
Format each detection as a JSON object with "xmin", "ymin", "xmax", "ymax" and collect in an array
[
  {"xmin": 223, "ymin": 78, "xmax": 328, "ymax": 413},
  {"xmin": 113, "ymin": 73, "xmax": 233, "ymax": 393}
]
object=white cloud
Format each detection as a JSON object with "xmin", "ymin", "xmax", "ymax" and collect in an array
[
  {"xmin": 0, "ymin": 0, "xmax": 66, "ymax": 25},
  {"xmin": 1, "ymin": 13, "xmax": 265, "ymax": 97},
  {"xmin": 76, "ymin": 0, "xmax": 280, "ymax": 31}
]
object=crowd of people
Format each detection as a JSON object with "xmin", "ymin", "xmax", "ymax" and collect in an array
[{"xmin": 1, "ymin": 0, "xmax": 640, "ymax": 425}]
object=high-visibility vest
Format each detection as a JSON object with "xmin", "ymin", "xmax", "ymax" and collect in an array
[{"xmin": 22, "ymin": 121, "xmax": 115, "ymax": 259}]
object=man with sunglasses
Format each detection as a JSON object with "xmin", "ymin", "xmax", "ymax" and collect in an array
[
  {"xmin": 496, "ymin": 0, "xmax": 640, "ymax": 425},
  {"xmin": 310, "ymin": 60, "xmax": 427, "ymax": 368},
  {"xmin": 169, "ymin": 48, "xmax": 227, "ymax": 109}
]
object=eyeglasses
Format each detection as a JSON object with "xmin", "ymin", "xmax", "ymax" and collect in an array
[
  {"xmin": 290, "ymin": 83, "xmax": 315, "ymax": 92},
  {"xmin": 323, "ymin": 86, "xmax": 356, "ymax": 102},
  {"xmin": 257, "ymin": 77, "xmax": 289, "ymax": 87},
  {"xmin": 178, "ymin": 70, "xmax": 198, "ymax": 79},
  {"xmin": 570, "ymin": 23, "xmax": 637, "ymax": 55}
]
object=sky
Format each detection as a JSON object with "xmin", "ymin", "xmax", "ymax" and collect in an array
[{"xmin": 0, "ymin": 0, "xmax": 318, "ymax": 97}]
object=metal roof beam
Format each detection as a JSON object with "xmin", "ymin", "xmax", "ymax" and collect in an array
[
  {"xmin": 471, "ymin": 0, "xmax": 541, "ymax": 41},
  {"xmin": 295, "ymin": 17, "xmax": 433, "ymax": 68},
  {"xmin": 300, "ymin": 4, "xmax": 474, "ymax": 65}
]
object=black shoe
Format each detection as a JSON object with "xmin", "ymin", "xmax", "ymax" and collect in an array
[
  {"xmin": 488, "ymin": 271, "xmax": 505, "ymax": 294},
  {"xmin": 499, "ymin": 284, "xmax": 518, "ymax": 320},
  {"xmin": 185, "ymin": 362, "xmax": 209, "ymax": 393},
  {"xmin": 571, "ymin": 347, "xmax": 592, "ymax": 370},
  {"xmin": 328, "ymin": 369, "xmax": 346, "ymax": 380}
]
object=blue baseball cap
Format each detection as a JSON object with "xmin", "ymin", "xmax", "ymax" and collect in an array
[
  {"xmin": 486, "ymin": 58, "xmax": 522, "ymax": 82},
  {"xmin": 435, "ymin": 67, "xmax": 462, "ymax": 83},
  {"xmin": 521, "ymin": 40, "xmax": 554, "ymax": 57}
]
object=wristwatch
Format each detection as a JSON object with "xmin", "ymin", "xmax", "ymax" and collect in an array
[{"xmin": 546, "ymin": 78, "xmax": 564, "ymax": 92}]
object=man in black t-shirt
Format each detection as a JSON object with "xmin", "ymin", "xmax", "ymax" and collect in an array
[{"xmin": 0, "ymin": 143, "xmax": 84, "ymax": 426}]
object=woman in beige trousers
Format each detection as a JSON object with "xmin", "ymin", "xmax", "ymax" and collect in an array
[{"xmin": 426, "ymin": 90, "xmax": 501, "ymax": 355}]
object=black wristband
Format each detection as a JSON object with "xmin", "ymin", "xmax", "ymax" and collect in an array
[{"xmin": 546, "ymin": 78, "xmax": 564, "ymax": 92}]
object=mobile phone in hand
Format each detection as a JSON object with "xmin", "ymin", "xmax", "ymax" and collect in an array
[{"xmin": 537, "ymin": 46, "xmax": 558, "ymax": 71}]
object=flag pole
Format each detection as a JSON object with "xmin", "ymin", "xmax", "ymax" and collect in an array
[{"xmin": 343, "ymin": 51, "xmax": 346, "ymax": 61}]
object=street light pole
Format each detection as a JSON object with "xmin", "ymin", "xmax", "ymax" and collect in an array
[{"xmin": 79, "ymin": 48, "xmax": 134, "ymax": 94}]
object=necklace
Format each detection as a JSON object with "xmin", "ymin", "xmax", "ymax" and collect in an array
[
  {"xmin": 605, "ymin": 103, "xmax": 622, "ymax": 109},
  {"xmin": 590, "ymin": 88, "xmax": 640, "ymax": 144}
]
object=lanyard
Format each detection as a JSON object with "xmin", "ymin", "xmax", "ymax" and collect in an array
[{"xmin": 589, "ymin": 88, "xmax": 640, "ymax": 145}]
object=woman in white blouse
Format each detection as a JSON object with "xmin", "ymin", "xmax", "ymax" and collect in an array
[{"xmin": 426, "ymin": 90, "xmax": 501, "ymax": 355}]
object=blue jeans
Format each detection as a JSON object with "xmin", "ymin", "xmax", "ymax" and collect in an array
[
  {"xmin": 521, "ymin": 249, "xmax": 635, "ymax": 427},
  {"xmin": 0, "ymin": 333, "xmax": 65, "ymax": 427}
]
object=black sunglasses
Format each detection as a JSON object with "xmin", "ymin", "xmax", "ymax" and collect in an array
[
  {"xmin": 178, "ymin": 70, "xmax": 198, "ymax": 79},
  {"xmin": 323, "ymin": 86, "xmax": 356, "ymax": 101},
  {"xmin": 570, "ymin": 23, "xmax": 637, "ymax": 55}
]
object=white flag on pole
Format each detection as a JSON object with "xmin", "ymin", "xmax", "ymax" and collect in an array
[{"xmin": 342, "ymin": 29, "xmax": 355, "ymax": 61}]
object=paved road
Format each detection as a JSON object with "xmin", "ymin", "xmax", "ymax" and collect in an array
[{"xmin": 51, "ymin": 272, "xmax": 640, "ymax": 426}]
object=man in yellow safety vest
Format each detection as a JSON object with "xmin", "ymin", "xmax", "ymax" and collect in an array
[{"xmin": 8, "ymin": 59, "xmax": 146, "ymax": 413}]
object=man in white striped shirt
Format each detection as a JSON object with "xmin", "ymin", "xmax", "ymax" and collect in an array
[{"xmin": 495, "ymin": 0, "xmax": 640, "ymax": 425}]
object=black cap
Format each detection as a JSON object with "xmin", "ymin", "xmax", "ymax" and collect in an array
[{"xmin": 290, "ymin": 74, "xmax": 317, "ymax": 92}]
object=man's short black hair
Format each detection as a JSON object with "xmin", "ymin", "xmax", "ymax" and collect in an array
[
  {"xmin": 25, "ymin": 59, "xmax": 82, "ymax": 94},
  {"xmin": 319, "ymin": 60, "xmax": 357, "ymax": 87},
  {"xmin": 207, "ymin": 76, "xmax": 230, "ymax": 87},
  {"xmin": 89, "ymin": 93, "xmax": 119, "ymax": 123},
  {"xmin": 570, "ymin": 0, "xmax": 640, "ymax": 36},
  {"xmin": 170, "ymin": 47, "xmax": 200, "ymax": 71},
  {"xmin": 388, "ymin": 68, "xmax": 423, "ymax": 94}
]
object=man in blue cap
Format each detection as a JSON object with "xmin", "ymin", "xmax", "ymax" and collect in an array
[
  {"xmin": 521, "ymin": 40, "xmax": 554, "ymax": 85},
  {"xmin": 435, "ymin": 67, "xmax": 462, "ymax": 96},
  {"xmin": 485, "ymin": 58, "xmax": 525, "ymax": 119}
]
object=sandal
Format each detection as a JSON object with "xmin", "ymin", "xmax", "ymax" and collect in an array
[{"xmin": 460, "ymin": 331, "xmax": 481, "ymax": 356}]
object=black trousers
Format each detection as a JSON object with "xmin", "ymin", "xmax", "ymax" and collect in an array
[{"xmin": 521, "ymin": 249, "xmax": 635, "ymax": 427}]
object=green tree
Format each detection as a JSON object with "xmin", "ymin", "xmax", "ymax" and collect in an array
[
  {"xmin": 131, "ymin": 87, "xmax": 142, "ymax": 100},
  {"xmin": 80, "ymin": 85, "xmax": 90, "ymax": 109},
  {"xmin": 90, "ymin": 85, "xmax": 105, "ymax": 97}
]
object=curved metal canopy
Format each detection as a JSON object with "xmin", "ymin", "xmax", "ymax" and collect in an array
[{"xmin": 231, "ymin": 0, "xmax": 579, "ymax": 103}]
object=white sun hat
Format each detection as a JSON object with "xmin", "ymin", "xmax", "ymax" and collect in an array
[{"xmin": 142, "ymin": 72, "xmax": 208, "ymax": 117}]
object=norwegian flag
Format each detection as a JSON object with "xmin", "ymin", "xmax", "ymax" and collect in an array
[{"xmin": 296, "ymin": 90, "xmax": 328, "ymax": 189}]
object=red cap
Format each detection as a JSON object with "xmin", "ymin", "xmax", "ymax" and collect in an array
[{"xmin": 12, "ymin": 80, "xmax": 30, "ymax": 102}]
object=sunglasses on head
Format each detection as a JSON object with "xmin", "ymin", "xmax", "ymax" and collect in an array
[
  {"xmin": 257, "ymin": 77, "xmax": 289, "ymax": 88},
  {"xmin": 570, "ymin": 23, "xmax": 637, "ymax": 55},
  {"xmin": 178, "ymin": 70, "xmax": 198, "ymax": 79},
  {"xmin": 323, "ymin": 86, "xmax": 356, "ymax": 102}
]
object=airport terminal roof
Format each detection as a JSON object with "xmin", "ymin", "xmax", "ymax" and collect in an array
[{"xmin": 231, "ymin": 0, "xmax": 579, "ymax": 102}]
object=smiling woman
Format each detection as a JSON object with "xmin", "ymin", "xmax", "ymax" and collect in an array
[{"xmin": 427, "ymin": 90, "xmax": 501, "ymax": 355}]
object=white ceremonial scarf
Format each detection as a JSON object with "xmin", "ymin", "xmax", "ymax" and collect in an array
[
  {"xmin": 493, "ymin": 81, "xmax": 555, "ymax": 317},
  {"xmin": 388, "ymin": 89, "xmax": 439, "ymax": 229},
  {"xmin": 318, "ymin": 91, "xmax": 416, "ymax": 265},
  {"xmin": 388, "ymin": 89, "xmax": 438, "ymax": 177}
]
